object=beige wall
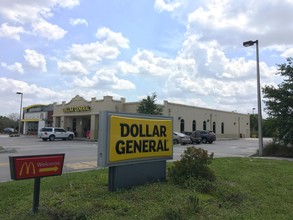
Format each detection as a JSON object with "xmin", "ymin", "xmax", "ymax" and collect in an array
[
  {"xmin": 53, "ymin": 95, "xmax": 125, "ymax": 139},
  {"xmin": 164, "ymin": 101, "xmax": 250, "ymax": 138},
  {"xmin": 53, "ymin": 95, "xmax": 250, "ymax": 140}
]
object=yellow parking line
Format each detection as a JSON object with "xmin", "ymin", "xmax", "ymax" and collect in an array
[{"xmin": 0, "ymin": 163, "xmax": 9, "ymax": 167}]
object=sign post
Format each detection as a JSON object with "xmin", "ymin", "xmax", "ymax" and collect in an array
[
  {"xmin": 9, "ymin": 154, "xmax": 65, "ymax": 213},
  {"xmin": 33, "ymin": 178, "xmax": 41, "ymax": 213}
]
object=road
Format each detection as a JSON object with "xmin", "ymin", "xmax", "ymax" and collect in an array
[{"xmin": 0, "ymin": 135, "xmax": 272, "ymax": 182}]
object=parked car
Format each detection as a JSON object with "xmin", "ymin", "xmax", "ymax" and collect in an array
[
  {"xmin": 39, "ymin": 127, "xmax": 75, "ymax": 141},
  {"xmin": 181, "ymin": 131, "xmax": 192, "ymax": 136},
  {"xmin": 173, "ymin": 132, "xmax": 191, "ymax": 145},
  {"xmin": 3, "ymin": 127, "xmax": 15, "ymax": 134},
  {"xmin": 189, "ymin": 130, "xmax": 202, "ymax": 144},
  {"xmin": 198, "ymin": 130, "xmax": 216, "ymax": 143}
]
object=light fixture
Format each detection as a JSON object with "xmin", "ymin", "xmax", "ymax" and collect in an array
[
  {"xmin": 243, "ymin": 40, "xmax": 263, "ymax": 156},
  {"xmin": 16, "ymin": 92, "xmax": 23, "ymax": 136}
]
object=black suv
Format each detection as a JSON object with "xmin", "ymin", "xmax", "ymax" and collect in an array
[
  {"xmin": 189, "ymin": 131, "xmax": 202, "ymax": 144},
  {"xmin": 198, "ymin": 130, "xmax": 216, "ymax": 144}
]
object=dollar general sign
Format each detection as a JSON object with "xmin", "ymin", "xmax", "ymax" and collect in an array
[{"xmin": 108, "ymin": 115, "xmax": 173, "ymax": 163}]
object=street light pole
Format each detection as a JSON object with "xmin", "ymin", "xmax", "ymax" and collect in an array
[
  {"xmin": 243, "ymin": 40, "xmax": 263, "ymax": 156},
  {"xmin": 16, "ymin": 92, "xmax": 23, "ymax": 136}
]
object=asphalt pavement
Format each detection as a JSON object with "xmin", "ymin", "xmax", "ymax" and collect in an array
[{"xmin": 0, "ymin": 135, "xmax": 292, "ymax": 183}]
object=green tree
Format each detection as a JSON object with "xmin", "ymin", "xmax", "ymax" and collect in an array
[
  {"xmin": 262, "ymin": 57, "xmax": 293, "ymax": 145},
  {"xmin": 262, "ymin": 117, "xmax": 276, "ymax": 138},
  {"xmin": 137, "ymin": 93, "xmax": 164, "ymax": 115},
  {"xmin": 0, "ymin": 115, "xmax": 18, "ymax": 132}
]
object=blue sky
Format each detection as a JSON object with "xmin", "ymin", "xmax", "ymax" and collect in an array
[{"xmin": 1, "ymin": 0, "xmax": 293, "ymax": 117}]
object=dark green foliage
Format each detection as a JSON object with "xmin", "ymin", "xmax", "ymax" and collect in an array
[
  {"xmin": 168, "ymin": 147, "xmax": 216, "ymax": 184},
  {"xmin": 250, "ymin": 114, "xmax": 258, "ymax": 137},
  {"xmin": 183, "ymin": 177, "xmax": 216, "ymax": 194},
  {"xmin": 186, "ymin": 195, "xmax": 201, "ymax": 214},
  {"xmin": 262, "ymin": 57, "xmax": 293, "ymax": 145},
  {"xmin": 263, "ymin": 141, "xmax": 293, "ymax": 158},
  {"xmin": 262, "ymin": 117, "xmax": 277, "ymax": 138},
  {"xmin": 136, "ymin": 92, "xmax": 164, "ymax": 115},
  {"xmin": 155, "ymin": 207, "xmax": 184, "ymax": 220},
  {"xmin": 0, "ymin": 115, "xmax": 18, "ymax": 132}
]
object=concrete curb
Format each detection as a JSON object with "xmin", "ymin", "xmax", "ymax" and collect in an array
[
  {"xmin": 0, "ymin": 146, "xmax": 15, "ymax": 154},
  {"xmin": 252, "ymin": 156, "xmax": 293, "ymax": 162}
]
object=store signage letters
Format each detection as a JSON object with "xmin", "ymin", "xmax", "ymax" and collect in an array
[
  {"xmin": 109, "ymin": 115, "xmax": 172, "ymax": 163},
  {"xmin": 63, "ymin": 106, "xmax": 91, "ymax": 113}
]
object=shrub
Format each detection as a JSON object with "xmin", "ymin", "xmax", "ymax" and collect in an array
[
  {"xmin": 168, "ymin": 147, "xmax": 216, "ymax": 184},
  {"xmin": 263, "ymin": 141, "xmax": 293, "ymax": 158},
  {"xmin": 183, "ymin": 177, "xmax": 216, "ymax": 194},
  {"xmin": 155, "ymin": 207, "xmax": 184, "ymax": 220},
  {"xmin": 186, "ymin": 195, "xmax": 201, "ymax": 214}
]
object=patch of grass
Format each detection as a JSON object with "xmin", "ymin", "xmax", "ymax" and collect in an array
[{"xmin": 0, "ymin": 158, "xmax": 292, "ymax": 219}]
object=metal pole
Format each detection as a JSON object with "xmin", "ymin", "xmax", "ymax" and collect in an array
[
  {"xmin": 17, "ymin": 92, "xmax": 23, "ymax": 136},
  {"xmin": 32, "ymin": 177, "xmax": 41, "ymax": 213},
  {"xmin": 255, "ymin": 40, "xmax": 263, "ymax": 156}
]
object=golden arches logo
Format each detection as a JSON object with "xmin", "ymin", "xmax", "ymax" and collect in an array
[{"xmin": 20, "ymin": 162, "xmax": 36, "ymax": 176}]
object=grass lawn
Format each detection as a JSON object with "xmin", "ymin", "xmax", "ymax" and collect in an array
[{"xmin": 0, "ymin": 157, "xmax": 292, "ymax": 219}]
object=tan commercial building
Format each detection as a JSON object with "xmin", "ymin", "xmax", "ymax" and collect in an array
[{"xmin": 52, "ymin": 95, "xmax": 250, "ymax": 140}]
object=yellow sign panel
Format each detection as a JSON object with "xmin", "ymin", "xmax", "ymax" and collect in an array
[{"xmin": 109, "ymin": 115, "xmax": 173, "ymax": 162}]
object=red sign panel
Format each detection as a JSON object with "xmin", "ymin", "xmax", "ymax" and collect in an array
[{"xmin": 9, "ymin": 154, "xmax": 65, "ymax": 180}]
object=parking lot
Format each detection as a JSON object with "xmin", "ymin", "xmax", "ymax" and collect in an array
[{"xmin": 0, "ymin": 135, "xmax": 272, "ymax": 182}]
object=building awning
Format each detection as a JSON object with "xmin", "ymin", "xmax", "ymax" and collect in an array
[{"xmin": 21, "ymin": 119, "xmax": 39, "ymax": 122}]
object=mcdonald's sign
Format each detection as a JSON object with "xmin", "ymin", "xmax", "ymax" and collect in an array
[{"xmin": 9, "ymin": 154, "xmax": 65, "ymax": 180}]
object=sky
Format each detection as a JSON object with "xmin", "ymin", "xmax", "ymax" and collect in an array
[{"xmin": 1, "ymin": 0, "xmax": 292, "ymax": 118}]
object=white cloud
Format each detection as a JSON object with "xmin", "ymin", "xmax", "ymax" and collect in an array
[
  {"xmin": 57, "ymin": 61, "xmax": 88, "ymax": 75},
  {"xmin": 0, "ymin": 77, "xmax": 58, "ymax": 97},
  {"xmin": 93, "ymin": 68, "xmax": 136, "ymax": 90},
  {"xmin": 117, "ymin": 61, "xmax": 139, "ymax": 74},
  {"xmin": 58, "ymin": 0, "xmax": 80, "ymax": 8},
  {"xmin": 118, "ymin": 49, "xmax": 196, "ymax": 77},
  {"xmin": 185, "ymin": 0, "xmax": 293, "ymax": 47},
  {"xmin": 0, "ymin": 1, "xmax": 80, "ymax": 23},
  {"xmin": 188, "ymin": 2, "xmax": 248, "ymax": 31},
  {"xmin": 32, "ymin": 19, "xmax": 67, "ymax": 40},
  {"xmin": 69, "ymin": 18, "xmax": 88, "ymax": 26},
  {"xmin": 67, "ymin": 27, "xmax": 130, "ymax": 65},
  {"xmin": 281, "ymin": 48, "xmax": 293, "ymax": 58},
  {"xmin": 0, "ymin": 1, "xmax": 77, "ymax": 41},
  {"xmin": 154, "ymin": 0, "xmax": 181, "ymax": 12},
  {"xmin": 69, "ymin": 42, "xmax": 120, "ymax": 65},
  {"xmin": 24, "ymin": 49, "xmax": 47, "ymax": 72},
  {"xmin": 1, "ymin": 62, "xmax": 24, "ymax": 74},
  {"xmin": 72, "ymin": 76, "xmax": 96, "ymax": 87},
  {"xmin": 72, "ymin": 68, "xmax": 136, "ymax": 90},
  {"xmin": 96, "ymin": 27, "xmax": 129, "ymax": 49},
  {"xmin": 0, "ymin": 23, "xmax": 25, "ymax": 41}
]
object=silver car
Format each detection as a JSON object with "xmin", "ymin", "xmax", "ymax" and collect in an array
[{"xmin": 173, "ymin": 132, "xmax": 191, "ymax": 145}]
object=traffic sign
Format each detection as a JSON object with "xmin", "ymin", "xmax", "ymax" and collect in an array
[{"xmin": 9, "ymin": 154, "xmax": 65, "ymax": 180}]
